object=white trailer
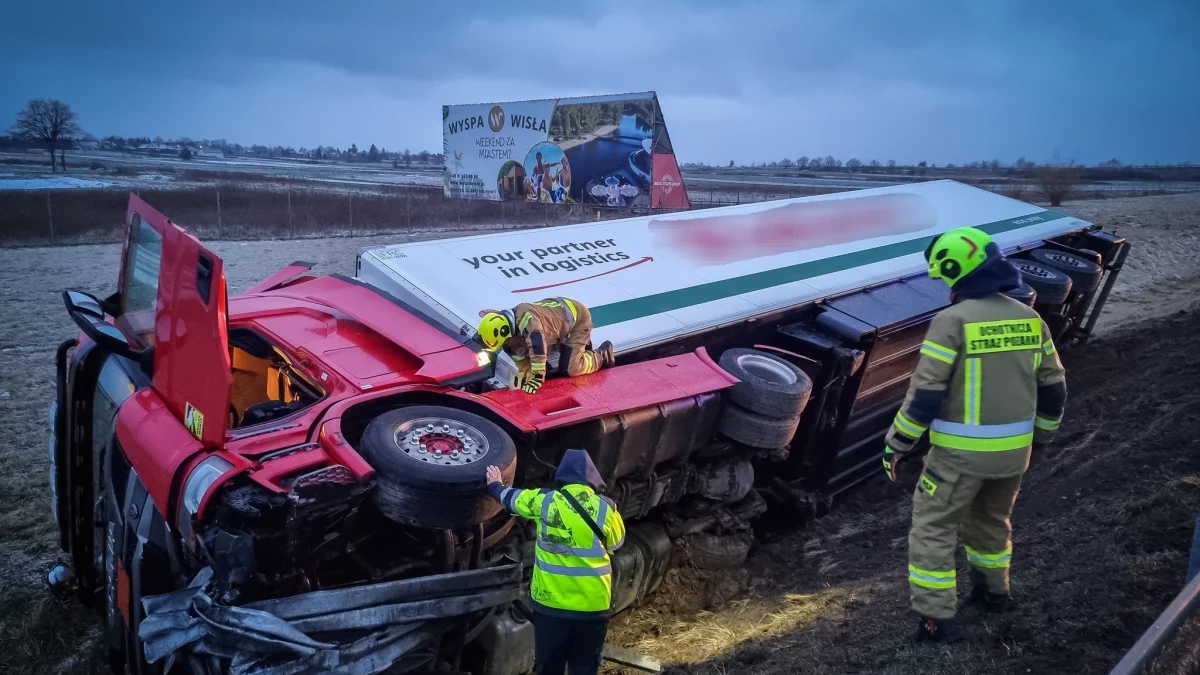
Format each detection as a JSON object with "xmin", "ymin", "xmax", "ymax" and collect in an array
[{"xmin": 357, "ymin": 180, "xmax": 1093, "ymax": 354}]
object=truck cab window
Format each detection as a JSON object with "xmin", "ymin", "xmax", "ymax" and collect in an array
[{"xmin": 119, "ymin": 213, "xmax": 163, "ymax": 345}]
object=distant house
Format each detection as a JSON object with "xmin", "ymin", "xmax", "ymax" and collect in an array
[
  {"xmin": 196, "ymin": 147, "xmax": 224, "ymax": 159},
  {"xmin": 134, "ymin": 143, "xmax": 177, "ymax": 155},
  {"xmin": 76, "ymin": 140, "xmax": 100, "ymax": 150}
]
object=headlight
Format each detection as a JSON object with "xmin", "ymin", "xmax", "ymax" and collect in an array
[
  {"xmin": 177, "ymin": 455, "xmax": 233, "ymax": 544},
  {"xmin": 476, "ymin": 350, "xmax": 493, "ymax": 368}
]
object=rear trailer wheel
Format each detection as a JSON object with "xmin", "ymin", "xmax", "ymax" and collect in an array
[
  {"xmin": 1029, "ymin": 248, "xmax": 1103, "ymax": 294},
  {"xmin": 718, "ymin": 402, "xmax": 800, "ymax": 450},
  {"xmin": 1013, "ymin": 260, "xmax": 1073, "ymax": 306},
  {"xmin": 361, "ymin": 406, "xmax": 516, "ymax": 529},
  {"xmin": 718, "ymin": 348, "xmax": 813, "ymax": 419}
]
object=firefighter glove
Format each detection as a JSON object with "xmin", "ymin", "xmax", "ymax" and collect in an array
[
  {"xmin": 522, "ymin": 377, "xmax": 543, "ymax": 395},
  {"xmin": 883, "ymin": 446, "xmax": 901, "ymax": 482}
]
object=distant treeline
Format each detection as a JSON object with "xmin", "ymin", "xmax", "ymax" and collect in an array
[
  {"xmin": 0, "ymin": 134, "xmax": 443, "ymax": 166},
  {"xmin": 683, "ymin": 156, "xmax": 1200, "ymax": 182}
]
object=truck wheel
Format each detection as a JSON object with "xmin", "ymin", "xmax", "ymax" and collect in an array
[
  {"xmin": 682, "ymin": 533, "xmax": 752, "ymax": 570},
  {"xmin": 1004, "ymin": 283, "xmax": 1037, "ymax": 307},
  {"xmin": 361, "ymin": 406, "xmax": 517, "ymax": 529},
  {"xmin": 719, "ymin": 348, "xmax": 812, "ymax": 419},
  {"xmin": 717, "ymin": 402, "xmax": 800, "ymax": 450},
  {"xmin": 1013, "ymin": 260, "xmax": 1073, "ymax": 306},
  {"xmin": 1029, "ymin": 248, "xmax": 1103, "ymax": 294}
]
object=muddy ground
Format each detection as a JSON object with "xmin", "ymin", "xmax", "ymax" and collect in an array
[
  {"xmin": 606, "ymin": 307, "xmax": 1200, "ymax": 674},
  {"xmin": 1, "ymin": 193, "xmax": 1199, "ymax": 674}
]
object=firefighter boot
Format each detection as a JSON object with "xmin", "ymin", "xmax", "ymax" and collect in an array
[
  {"xmin": 597, "ymin": 341, "xmax": 616, "ymax": 369},
  {"xmin": 914, "ymin": 616, "xmax": 964, "ymax": 644},
  {"xmin": 967, "ymin": 568, "xmax": 1012, "ymax": 612}
]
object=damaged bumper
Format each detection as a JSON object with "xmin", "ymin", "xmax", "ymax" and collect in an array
[{"xmin": 139, "ymin": 564, "xmax": 522, "ymax": 675}]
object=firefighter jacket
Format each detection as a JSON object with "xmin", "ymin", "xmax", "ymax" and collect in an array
[
  {"xmin": 885, "ymin": 293, "xmax": 1068, "ymax": 478},
  {"xmin": 502, "ymin": 297, "xmax": 587, "ymax": 383}
]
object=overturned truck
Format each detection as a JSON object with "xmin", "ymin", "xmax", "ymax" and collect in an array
[{"xmin": 48, "ymin": 181, "xmax": 1127, "ymax": 674}]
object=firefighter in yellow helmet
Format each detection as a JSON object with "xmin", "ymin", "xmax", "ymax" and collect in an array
[
  {"xmin": 884, "ymin": 227, "xmax": 1067, "ymax": 643},
  {"xmin": 478, "ymin": 297, "xmax": 615, "ymax": 394}
]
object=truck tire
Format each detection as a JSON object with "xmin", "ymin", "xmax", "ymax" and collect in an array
[
  {"xmin": 361, "ymin": 406, "xmax": 516, "ymax": 529},
  {"xmin": 682, "ymin": 533, "xmax": 752, "ymax": 570},
  {"xmin": 1029, "ymin": 248, "xmax": 1103, "ymax": 294},
  {"xmin": 1013, "ymin": 260, "xmax": 1073, "ymax": 306},
  {"xmin": 719, "ymin": 348, "xmax": 812, "ymax": 419},
  {"xmin": 1004, "ymin": 283, "xmax": 1037, "ymax": 307},
  {"xmin": 717, "ymin": 402, "xmax": 800, "ymax": 450}
]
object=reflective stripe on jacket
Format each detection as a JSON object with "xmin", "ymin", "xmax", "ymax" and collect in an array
[
  {"xmin": 886, "ymin": 294, "xmax": 1067, "ymax": 477},
  {"xmin": 497, "ymin": 483, "xmax": 626, "ymax": 615}
]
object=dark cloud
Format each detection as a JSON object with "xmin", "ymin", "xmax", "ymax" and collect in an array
[{"xmin": 1, "ymin": 0, "xmax": 1196, "ymax": 163}]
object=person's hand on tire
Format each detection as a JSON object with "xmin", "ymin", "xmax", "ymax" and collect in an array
[{"xmin": 486, "ymin": 465, "xmax": 504, "ymax": 486}]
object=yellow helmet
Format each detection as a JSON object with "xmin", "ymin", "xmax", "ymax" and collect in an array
[
  {"xmin": 924, "ymin": 227, "xmax": 993, "ymax": 287},
  {"xmin": 478, "ymin": 311, "xmax": 513, "ymax": 350}
]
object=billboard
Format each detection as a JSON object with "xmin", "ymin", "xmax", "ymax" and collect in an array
[{"xmin": 443, "ymin": 92, "xmax": 690, "ymax": 209}]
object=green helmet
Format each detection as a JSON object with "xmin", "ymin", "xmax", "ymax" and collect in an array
[{"xmin": 924, "ymin": 227, "xmax": 992, "ymax": 287}]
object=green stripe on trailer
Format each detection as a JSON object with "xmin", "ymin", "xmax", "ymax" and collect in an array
[{"xmin": 591, "ymin": 210, "xmax": 1067, "ymax": 328}]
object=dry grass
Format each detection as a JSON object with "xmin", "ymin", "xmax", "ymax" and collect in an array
[{"xmin": 618, "ymin": 589, "xmax": 855, "ymax": 665}]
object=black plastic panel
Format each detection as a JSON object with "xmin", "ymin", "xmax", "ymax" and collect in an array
[{"xmin": 826, "ymin": 275, "xmax": 950, "ymax": 329}]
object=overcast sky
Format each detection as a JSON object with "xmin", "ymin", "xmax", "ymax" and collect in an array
[{"xmin": 2, "ymin": 1, "xmax": 1196, "ymax": 165}]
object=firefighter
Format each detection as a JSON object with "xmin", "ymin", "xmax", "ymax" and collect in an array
[
  {"xmin": 883, "ymin": 227, "xmax": 1068, "ymax": 643},
  {"xmin": 478, "ymin": 297, "xmax": 615, "ymax": 394},
  {"xmin": 486, "ymin": 449, "xmax": 626, "ymax": 675}
]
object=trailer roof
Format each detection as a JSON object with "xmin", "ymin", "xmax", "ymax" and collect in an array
[{"xmin": 358, "ymin": 180, "xmax": 1091, "ymax": 351}]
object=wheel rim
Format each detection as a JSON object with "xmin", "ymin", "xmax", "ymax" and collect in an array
[
  {"xmin": 393, "ymin": 417, "xmax": 489, "ymax": 465},
  {"xmin": 737, "ymin": 353, "xmax": 797, "ymax": 385}
]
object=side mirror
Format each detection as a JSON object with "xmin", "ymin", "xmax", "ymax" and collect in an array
[
  {"xmin": 65, "ymin": 291, "xmax": 105, "ymax": 318},
  {"xmin": 62, "ymin": 290, "xmax": 138, "ymax": 359}
]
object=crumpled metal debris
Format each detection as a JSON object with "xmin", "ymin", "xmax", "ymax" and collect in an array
[{"xmin": 139, "ymin": 564, "xmax": 522, "ymax": 675}]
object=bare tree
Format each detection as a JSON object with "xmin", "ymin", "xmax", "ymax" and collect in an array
[
  {"xmin": 1035, "ymin": 156, "xmax": 1080, "ymax": 207},
  {"xmin": 797, "ymin": 156, "xmax": 809, "ymax": 170},
  {"xmin": 779, "ymin": 158, "xmax": 794, "ymax": 168},
  {"xmin": 10, "ymin": 99, "xmax": 82, "ymax": 172},
  {"xmin": 846, "ymin": 158, "xmax": 862, "ymax": 171}
]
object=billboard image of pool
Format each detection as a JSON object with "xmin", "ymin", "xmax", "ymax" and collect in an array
[{"xmin": 443, "ymin": 92, "xmax": 690, "ymax": 209}]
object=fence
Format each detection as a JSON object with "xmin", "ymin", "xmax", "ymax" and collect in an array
[{"xmin": 0, "ymin": 186, "xmax": 697, "ymax": 246}]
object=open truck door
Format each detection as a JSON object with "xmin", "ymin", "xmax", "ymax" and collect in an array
[{"xmin": 118, "ymin": 194, "xmax": 232, "ymax": 448}]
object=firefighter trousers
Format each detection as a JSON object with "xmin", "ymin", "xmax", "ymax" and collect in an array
[
  {"xmin": 559, "ymin": 306, "xmax": 600, "ymax": 377},
  {"xmin": 908, "ymin": 453, "xmax": 1023, "ymax": 619}
]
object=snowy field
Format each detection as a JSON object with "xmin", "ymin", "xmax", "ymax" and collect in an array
[{"xmin": 0, "ymin": 176, "xmax": 113, "ymax": 190}]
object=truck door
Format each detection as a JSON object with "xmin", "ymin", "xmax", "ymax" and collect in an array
[{"xmin": 117, "ymin": 194, "xmax": 231, "ymax": 448}]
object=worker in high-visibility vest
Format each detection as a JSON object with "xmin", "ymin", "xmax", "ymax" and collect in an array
[
  {"xmin": 487, "ymin": 449, "xmax": 626, "ymax": 675},
  {"xmin": 883, "ymin": 227, "xmax": 1068, "ymax": 643},
  {"xmin": 478, "ymin": 297, "xmax": 615, "ymax": 394}
]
